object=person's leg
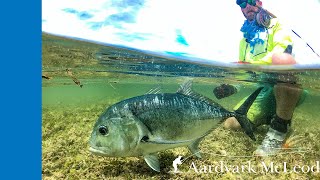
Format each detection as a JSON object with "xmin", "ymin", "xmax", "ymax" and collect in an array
[
  {"xmin": 274, "ymin": 83, "xmax": 302, "ymax": 120},
  {"xmin": 254, "ymin": 83, "xmax": 302, "ymax": 156},
  {"xmin": 223, "ymin": 85, "xmax": 275, "ymax": 130}
]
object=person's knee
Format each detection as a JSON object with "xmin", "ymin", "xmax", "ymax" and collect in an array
[
  {"xmin": 274, "ymin": 83, "xmax": 303, "ymax": 101},
  {"xmin": 274, "ymin": 83, "xmax": 303, "ymax": 120},
  {"xmin": 223, "ymin": 117, "xmax": 241, "ymax": 130}
]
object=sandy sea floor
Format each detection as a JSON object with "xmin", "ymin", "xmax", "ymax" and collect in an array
[{"xmin": 42, "ymin": 99, "xmax": 320, "ymax": 179}]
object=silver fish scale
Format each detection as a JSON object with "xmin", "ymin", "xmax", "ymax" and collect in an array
[{"xmin": 113, "ymin": 93, "xmax": 231, "ymax": 140}]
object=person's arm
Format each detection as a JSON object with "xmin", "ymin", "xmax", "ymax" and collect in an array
[{"xmin": 258, "ymin": 19, "xmax": 293, "ymax": 64}]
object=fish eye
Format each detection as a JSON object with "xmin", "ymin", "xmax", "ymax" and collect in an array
[{"xmin": 98, "ymin": 125, "xmax": 109, "ymax": 136}]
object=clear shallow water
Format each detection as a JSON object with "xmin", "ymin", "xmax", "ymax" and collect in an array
[
  {"xmin": 42, "ymin": 33, "xmax": 320, "ymax": 107},
  {"xmin": 42, "ymin": 33, "xmax": 320, "ymax": 179}
]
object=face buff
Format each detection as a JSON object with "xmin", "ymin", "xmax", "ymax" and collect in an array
[{"xmin": 240, "ymin": 9, "xmax": 271, "ymax": 53}]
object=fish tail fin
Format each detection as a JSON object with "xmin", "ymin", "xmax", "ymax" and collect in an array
[{"xmin": 233, "ymin": 87, "xmax": 264, "ymax": 141}]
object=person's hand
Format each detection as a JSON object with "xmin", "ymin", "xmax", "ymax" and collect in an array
[{"xmin": 272, "ymin": 53, "xmax": 296, "ymax": 65}]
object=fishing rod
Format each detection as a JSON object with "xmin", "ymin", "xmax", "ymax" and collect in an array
[{"xmin": 255, "ymin": 3, "xmax": 320, "ymax": 58}]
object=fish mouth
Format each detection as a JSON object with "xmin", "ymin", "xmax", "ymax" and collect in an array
[{"xmin": 89, "ymin": 147, "xmax": 110, "ymax": 156}]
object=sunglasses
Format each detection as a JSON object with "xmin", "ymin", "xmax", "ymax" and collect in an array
[{"xmin": 236, "ymin": 0, "xmax": 256, "ymax": 8}]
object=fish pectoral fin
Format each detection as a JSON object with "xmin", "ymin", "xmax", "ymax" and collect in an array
[
  {"xmin": 188, "ymin": 138, "xmax": 202, "ymax": 158},
  {"xmin": 144, "ymin": 154, "xmax": 160, "ymax": 172}
]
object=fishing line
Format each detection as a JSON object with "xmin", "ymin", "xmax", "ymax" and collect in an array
[
  {"xmin": 109, "ymin": 83, "xmax": 116, "ymax": 89},
  {"xmin": 256, "ymin": 4, "xmax": 320, "ymax": 58},
  {"xmin": 291, "ymin": 30, "xmax": 320, "ymax": 58},
  {"xmin": 181, "ymin": 151, "xmax": 202, "ymax": 163}
]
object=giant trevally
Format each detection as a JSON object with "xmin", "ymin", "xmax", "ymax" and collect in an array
[{"xmin": 89, "ymin": 81, "xmax": 262, "ymax": 172}]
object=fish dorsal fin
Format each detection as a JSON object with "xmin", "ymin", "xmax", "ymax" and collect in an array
[
  {"xmin": 146, "ymin": 86, "xmax": 162, "ymax": 94},
  {"xmin": 144, "ymin": 154, "xmax": 160, "ymax": 172},
  {"xmin": 177, "ymin": 80, "xmax": 220, "ymax": 106},
  {"xmin": 176, "ymin": 80, "xmax": 193, "ymax": 95}
]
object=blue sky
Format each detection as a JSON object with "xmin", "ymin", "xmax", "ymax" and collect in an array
[{"xmin": 42, "ymin": 0, "xmax": 320, "ymax": 64}]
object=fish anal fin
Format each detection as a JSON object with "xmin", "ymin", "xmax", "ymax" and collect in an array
[
  {"xmin": 188, "ymin": 138, "xmax": 202, "ymax": 158},
  {"xmin": 144, "ymin": 154, "xmax": 160, "ymax": 172}
]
